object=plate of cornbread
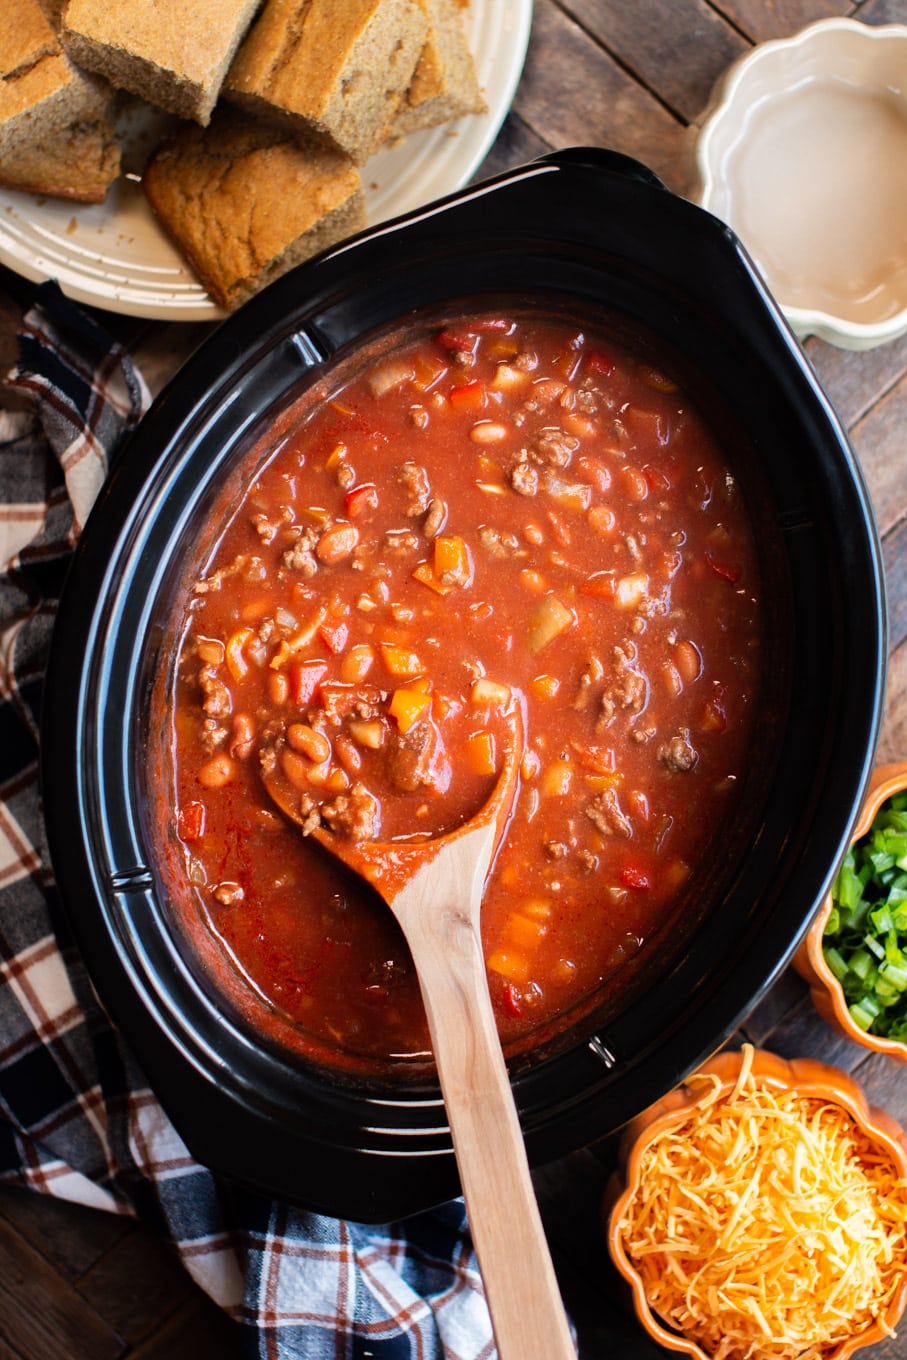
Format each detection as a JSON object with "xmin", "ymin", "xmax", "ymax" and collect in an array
[{"xmin": 0, "ymin": 0, "xmax": 532, "ymax": 319}]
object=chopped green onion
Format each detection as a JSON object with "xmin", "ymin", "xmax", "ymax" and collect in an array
[{"xmin": 821, "ymin": 789, "xmax": 907, "ymax": 1041}]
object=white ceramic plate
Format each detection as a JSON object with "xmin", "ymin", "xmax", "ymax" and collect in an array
[{"xmin": 0, "ymin": 0, "xmax": 533, "ymax": 321}]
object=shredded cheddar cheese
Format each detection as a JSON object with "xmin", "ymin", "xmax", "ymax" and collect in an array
[{"xmin": 615, "ymin": 1047, "xmax": 907, "ymax": 1359}]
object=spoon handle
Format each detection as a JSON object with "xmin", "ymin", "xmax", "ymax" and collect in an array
[{"xmin": 394, "ymin": 824, "xmax": 576, "ymax": 1360}]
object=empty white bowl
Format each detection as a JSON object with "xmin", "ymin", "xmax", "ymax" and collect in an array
[{"xmin": 695, "ymin": 18, "xmax": 907, "ymax": 349}]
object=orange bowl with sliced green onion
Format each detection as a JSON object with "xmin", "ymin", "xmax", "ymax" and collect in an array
[{"xmin": 794, "ymin": 761, "xmax": 907, "ymax": 1061}]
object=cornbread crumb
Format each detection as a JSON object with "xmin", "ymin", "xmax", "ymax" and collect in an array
[
  {"xmin": 61, "ymin": 0, "xmax": 262, "ymax": 125},
  {"xmin": 225, "ymin": 0, "xmax": 428, "ymax": 164},
  {"xmin": 143, "ymin": 107, "xmax": 366, "ymax": 309}
]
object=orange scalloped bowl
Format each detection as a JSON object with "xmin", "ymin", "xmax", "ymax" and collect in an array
[
  {"xmin": 605, "ymin": 1047, "xmax": 907, "ymax": 1360},
  {"xmin": 793, "ymin": 761, "xmax": 907, "ymax": 1062}
]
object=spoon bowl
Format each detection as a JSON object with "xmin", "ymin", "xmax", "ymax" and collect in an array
[{"xmin": 260, "ymin": 707, "xmax": 576, "ymax": 1359}]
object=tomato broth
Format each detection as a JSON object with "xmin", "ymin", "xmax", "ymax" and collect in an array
[{"xmin": 153, "ymin": 310, "xmax": 764, "ymax": 1072}]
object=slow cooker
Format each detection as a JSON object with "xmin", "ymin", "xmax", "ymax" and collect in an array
[{"xmin": 41, "ymin": 148, "xmax": 886, "ymax": 1221}]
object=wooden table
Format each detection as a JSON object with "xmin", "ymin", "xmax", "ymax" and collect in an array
[{"xmin": 2, "ymin": 2, "xmax": 907, "ymax": 1356}]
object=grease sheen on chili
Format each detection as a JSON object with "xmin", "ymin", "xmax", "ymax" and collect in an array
[{"xmin": 157, "ymin": 311, "xmax": 763, "ymax": 1071}]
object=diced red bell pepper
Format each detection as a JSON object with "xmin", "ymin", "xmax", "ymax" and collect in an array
[
  {"xmin": 586, "ymin": 347, "xmax": 615, "ymax": 377},
  {"xmin": 178, "ymin": 801, "xmax": 206, "ymax": 842},
  {"xmin": 644, "ymin": 464, "xmax": 671, "ymax": 494},
  {"xmin": 705, "ymin": 550, "xmax": 741, "ymax": 584},
  {"xmin": 289, "ymin": 658, "xmax": 329, "ymax": 706},
  {"xmin": 501, "ymin": 981, "xmax": 523, "ymax": 1019},
  {"xmin": 620, "ymin": 863, "xmax": 650, "ymax": 891},
  {"xmin": 318, "ymin": 620, "xmax": 349, "ymax": 655},
  {"xmin": 344, "ymin": 482, "xmax": 379, "ymax": 518},
  {"xmin": 580, "ymin": 571, "xmax": 616, "ymax": 599},
  {"xmin": 448, "ymin": 378, "xmax": 486, "ymax": 411},
  {"xmin": 436, "ymin": 318, "xmax": 511, "ymax": 351},
  {"xmin": 702, "ymin": 683, "xmax": 728, "ymax": 732}
]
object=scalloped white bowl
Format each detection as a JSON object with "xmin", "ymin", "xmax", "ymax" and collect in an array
[{"xmin": 696, "ymin": 18, "xmax": 907, "ymax": 349}]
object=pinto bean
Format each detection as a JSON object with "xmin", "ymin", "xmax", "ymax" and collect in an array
[
  {"xmin": 316, "ymin": 523, "xmax": 359, "ymax": 565},
  {"xmin": 287, "ymin": 723, "xmax": 332, "ymax": 764},
  {"xmin": 198, "ymin": 753, "xmax": 236, "ymax": 788}
]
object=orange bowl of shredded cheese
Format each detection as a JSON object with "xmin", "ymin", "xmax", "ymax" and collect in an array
[{"xmin": 606, "ymin": 1045, "xmax": 907, "ymax": 1360}]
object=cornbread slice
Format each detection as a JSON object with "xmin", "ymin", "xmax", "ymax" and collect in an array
[
  {"xmin": 3, "ymin": 0, "xmax": 58, "ymax": 77},
  {"xmin": 61, "ymin": 0, "xmax": 263, "ymax": 124},
  {"xmin": 143, "ymin": 107, "xmax": 366, "ymax": 310},
  {"xmin": 225, "ymin": 0, "xmax": 428, "ymax": 164},
  {"xmin": 391, "ymin": 0, "xmax": 485, "ymax": 138},
  {"xmin": 0, "ymin": 116, "xmax": 120, "ymax": 201},
  {"xmin": 0, "ymin": 0, "xmax": 117, "ymax": 198}
]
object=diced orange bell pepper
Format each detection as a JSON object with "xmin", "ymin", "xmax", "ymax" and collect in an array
[
  {"xmin": 389, "ymin": 686, "xmax": 432, "ymax": 733},
  {"xmin": 487, "ymin": 948, "xmax": 530, "ymax": 985},
  {"xmin": 225, "ymin": 627, "xmax": 254, "ymax": 680},
  {"xmin": 434, "ymin": 535, "xmax": 472, "ymax": 587},
  {"xmin": 466, "ymin": 730, "xmax": 496, "ymax": 776},
  {"xmin": 380, "ymin": 642, "xmax": 424, "ymax": 679},
  {"xmin": 412, "ymin": 561, "xmax": 452, "ymax": 596}
]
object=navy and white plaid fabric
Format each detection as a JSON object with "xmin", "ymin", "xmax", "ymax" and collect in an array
[{"xmin": 0, "ymin": 282, "xmax": 496, "ymax": 1360}]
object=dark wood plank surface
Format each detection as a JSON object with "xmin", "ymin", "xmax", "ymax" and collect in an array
[{"xmin": 2, "ymin": 1, "xmax": 907, "ymax": 1356}]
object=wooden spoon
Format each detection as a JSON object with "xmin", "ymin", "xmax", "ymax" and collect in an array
[{"xmin": 261, "ymin": 713, "xmax": 576, "ymax": 1359}]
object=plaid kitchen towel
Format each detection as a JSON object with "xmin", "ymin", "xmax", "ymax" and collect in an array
[{"xmin": 0, "ymin": 281, "xmax": 497, "ymax": 1360}]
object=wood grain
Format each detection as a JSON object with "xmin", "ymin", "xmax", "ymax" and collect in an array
[
  {"xmin": 0, "ymin": 1212, "xmax": 123, "ymax": 1360},
  {"xmin": 849, "ymin": 375, "xmax": 907, "ymax": 539},
  {"xmin": 0, "ymin": 1189, "xmax": 244, "ymax": 1360},
  {"xmin": 710, "ymin": 0, "xmax": 853, "ymax": 42},
  {"xmin": 515, "ymin": 1, "xmax": 689, "ymax": 190},
  {"xmin": 558, "ymin": 0, "xmax": 749, "ymax": 121}
]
